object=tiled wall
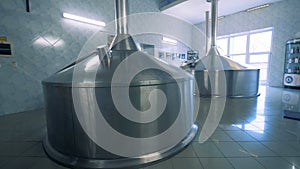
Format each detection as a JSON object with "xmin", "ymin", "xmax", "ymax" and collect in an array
[
  {"xmin": 196, "ymin": 0, "xmax": 300, "ymax": 87},
  {"xmin": 133, "ymin": 34, "xmax": 189, "ymax": 67},
  {"xmin": 5, "ymin": 0, "xmax": 296, "ymax": 115},
  {"xmin": 0, "ymin": 0, "xmax": 160, "ymax": 115}
]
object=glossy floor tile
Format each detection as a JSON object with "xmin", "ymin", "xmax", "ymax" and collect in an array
[
  {"xmin": 256, "ymin": 157, "xmax": 297, "ymax": 169},
  {"xmin": 284, "ymin": 157, "xmax": 300, "ymax": 169},
  {"xmin": 209, "ymin": 130, "xmax": 233, "ymax": 142},
  {"xmin": 225, "ymin": 130, "xmax": 256, "ymax": 141},
  {"xmin": 228, "ymin": 157, "xmax": 265, "ymax": 169},
  {"xmin": 238, "ymin": 141, "xmax": 277, "ymax": 157},
  {"xmin": 214, "ymin": 142, "xmax": 250, "ymax": 157},
  {"xmin": 171, "ymin": 158, "xmax": 203, "ymax": 169},
  {"xmin": 192, "ymin": 142, "xmax": 224, "ymax": 157},
  {"xmin": 261, "ymin": 141, "xmax": 300, "ymax": 156},
  {"xmin": 0, "ymin": 86, "xmax": 300, "ymax": 169},
  {"xmin": 174, "ymin": 145, "xmax": 197, "ymax": 158},
  {"xmin": 199, "ymin": 158, "xmax": 234, "ymax": 169}
]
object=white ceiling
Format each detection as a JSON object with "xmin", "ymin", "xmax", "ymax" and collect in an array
[{"xmin": 162, "ymin": 0, "xmax": 283, "ymax": 24}]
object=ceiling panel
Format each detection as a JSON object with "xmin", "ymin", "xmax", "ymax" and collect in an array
[{"xmin": 161, "ymin": 0, "xmax": 283, "ymax": 24}]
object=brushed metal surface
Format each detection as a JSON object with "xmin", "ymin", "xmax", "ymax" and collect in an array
[
  {"xmin": 42, "ymin": 1, "xmax": 197, "ymax": 168},
  {"xmin": 190, "ymin": 0, "xmax": 260, "ymax": 98},
  {"xmin": 43, "ymin": 49, "xmax": 196, "ymax": 168},
  {"xmin": 42, "ymin": 51, "xmax": 192, "ymax": 87},
  {"xmin": 195, "ymin": 69, "xmax": 260, "ymax": 98},
  {"xmin": 43, "ymin": 125, "xmax": 198, "ymax": 169}
]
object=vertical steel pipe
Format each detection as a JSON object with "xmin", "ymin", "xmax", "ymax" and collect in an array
[
  {"xmin": 26, "ymin": 0, "xmax": 30, "ymax": 12},
  {"xmin": 116, "ymin": 0, "xmax": 128, "ymax": 35},
  {"xmin": 205, "ymin": 11, "xmax": 210, "ymax": 54},
  {"xmin": 194, "ymin": 0, "xmax": 260, "ymax": 98},
  {"xmin": 211, "ymin": 0, "xmax": 218, "ymax": 47},
  {"xmin": 111, "ymin": 0, "xmax": 137, "ymax": 51}
]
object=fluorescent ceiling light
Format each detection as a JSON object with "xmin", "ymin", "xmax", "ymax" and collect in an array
[
  {"xmin": 218, "ymin": 16, "xmax": 225, "ymax": 20},
  {"xmin": 63, "ymin": 13, "xmax": 106, "ymax": 27},
  {"xmin": 247, "ymin": 4, "xmax": 270, "ymax": 12},
  {"xmin": 162, "ymin": 37, "xmax": 178, "ymax": 45},
  {"xmin": 207, "ymin": 16, "xmax": 225, "ymax": 21}
]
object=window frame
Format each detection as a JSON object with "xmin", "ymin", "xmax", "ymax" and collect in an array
[{"xmin": 217, "ymin": 27, "xmax": 273, "ymax": 84}]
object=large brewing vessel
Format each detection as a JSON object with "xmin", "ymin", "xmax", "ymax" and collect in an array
[
  {"xmin": 193, "ymin": 0, "xmax": 260, "ymax": 98},
  {"xmin": 42, "ymin": 0, "xmax": 197, "ymax": 168}
]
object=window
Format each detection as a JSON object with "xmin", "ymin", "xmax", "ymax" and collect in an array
[
  {"xmin": 249, "ymin": 54, "xmax": 269, "ymax": 63},
  {"xmin": 217, "ymin": 28, "xmax": 273, "ymax": 84},
  {"xmin": 231, "ymin": 55, "xmax": 246, "ymax": 65},
  {"xmin": 217, "ymin": 38, "xmax": 228, "ymax": 56},
  {"xmin": 249, "ymin": 31, "xmax": 272, "ymax": 53},
  {"xmin": 230, "ymin": 35, "xmax": 247, "ymax": 55}
]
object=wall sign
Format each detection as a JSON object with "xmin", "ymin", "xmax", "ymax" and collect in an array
[{"xmin": 0, "ymin": 36, "xmax": 13, "ymax": 57}]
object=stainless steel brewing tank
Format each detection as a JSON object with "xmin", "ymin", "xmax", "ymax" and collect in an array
[
  {"xmin": 191, "ymin": 0, "xmax": 260, "ymax": 98},
  {"xmin": 194, "ymin": 69, "xmax": 260, "ymax": 98},
  {"xmin": 192, "ymin": 46, "xmax": 260, "ymax": 98},
  {"xmin": 42, "ymin": 48, "xmax": 197, "ymax": 169}
]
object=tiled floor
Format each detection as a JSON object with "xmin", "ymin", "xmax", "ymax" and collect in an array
[{"xmin": 0, "ymin": 86, "xmax": 300, "ymax": 169}]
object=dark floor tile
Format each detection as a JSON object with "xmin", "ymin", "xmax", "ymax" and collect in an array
[
  {"xmin": 12, "ymin": 128, "xmax": 46, "ymax": 141},
  {"xmin": 199, "ymin": 158, "xmax": 234, "ymax": 169},
  {"xmin": 210, "ymin": 130, "xmax": 233, "ymax": 142},
  {"xmin": 245, "ymin": 130, "xmax": 277, "ymax": 141},
  {"xmin": 0, "ymin": 157, "xmax": 11, "ymax": 168},
  {"xmin": 266, "ymin": 129, "xmax": 299, "ymax": 141},
  {"xmin": 0, "ymin": 142, "xmax": 37, "ymax": 157},
  {"xmin": 192, "ymin": 142, "xmax": 223, "ymax": 158},
  {"xmin": 228, "ymin": 157, "xmax": 265, "ymax": 169},
  {"xmin": 174, "ymin": 144, "xmax": 197, "ymax": 157},
  {"xmin": 283, "ymin": 157, "xmax": 300, "ymax": 169},
  {"xmin": 225, "ymin": 131, "xmax": 256, "ymax": 141},
  {"xmin": 256, "ymin": 157, "xmax": 296, "ymax": 169},
  {"xmin": 172, "ymin": 158, "xmax": 203, "ymax": 169},
  {"xmin": 215, "ymin": 142, "xmax": 250, "ymax": 157},
  {"xmin": 30, "ymin": 158, "xmax": 69, "ymax": 169},
  {"xmin": 144, "ymin": 159, "xmax": 173, "ymax": 169},
  {"xmin": 22, "ymin": 142, "xmax": 47, "ymax": 157},
  {"xmin": 261, "ymin": 141, "xmax": 300, "ymax": 156},
  {"xmin": 218, "ymin": 124, "xmax": 242, "ymax": 131},
  {"xmin": 238, "ymin": 141, "xmax": 276, "ymax": 157},
  {"xmin": 1, "ymin": 157, "xmax": 38, "ymax": 169}
]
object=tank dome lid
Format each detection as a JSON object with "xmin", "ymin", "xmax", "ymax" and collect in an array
[
  {"xmin": 42, "ymin": 49, "xmax": 193, "ymax": 88},
  {"xmin": 194, "ymin": 47, "xmax": 253, "ymax": 71}
]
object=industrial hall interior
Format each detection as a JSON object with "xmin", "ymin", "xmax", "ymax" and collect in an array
[{"xmin": 0, "ymin": 0, "xmax": 300, "ymax": 169}]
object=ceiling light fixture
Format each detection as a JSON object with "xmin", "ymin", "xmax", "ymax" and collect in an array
[
  {"xmin": 63, "ymin": 13, "xmax": 106, "ymax": 27},
  {"xmin": 162, "ymin": 37, "xmax": 178, "ymax": 45},
  {"xmin": 246, "ymin": 4, "xmax": 270, "ymax": 12},
  {"xmin": 208, "ymin": 16, "xmax": 225, "ymax": 22},
  {"xmin": 218, "ymin": 16, "xmax": 225, "ymax": 20}
]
